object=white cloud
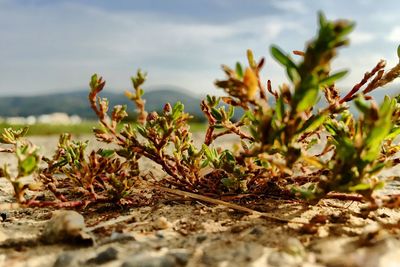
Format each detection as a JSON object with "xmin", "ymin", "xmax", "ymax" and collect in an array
[
  {"xmin": 387, "ymin": 26, "xmax": 400, "ymax": 43},
  {"xmin": 271, "ymin": 0, "xmax": 308, "ymax": 14},
  {"xmin": 0, "ymin": 1, "xmax": 307, "ymax": 94},
  {"xmin": 0, "ymin": 0, "xmax": 398, "ymax": 96},
  {"xmin": 350, "ymin": 31, "xmax": 376, "ymax": 45},
  {"xmin": 264, "ymin": 20, "xmax": 301, "ymax": 39}
]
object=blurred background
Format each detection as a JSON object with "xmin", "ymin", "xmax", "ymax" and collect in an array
[{"xmin": 0, "ymin": 0, "xmax": 399, "ymax": 133}]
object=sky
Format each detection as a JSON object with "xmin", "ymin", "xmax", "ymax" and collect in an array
[{"xmin": 0, "ymin": 0, "xmax": 399, "ymax": 96}]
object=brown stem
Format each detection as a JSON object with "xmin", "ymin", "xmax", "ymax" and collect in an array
[
  {"xmin": 325, "ymin": 192, "xmax": 364, "ymax": 202},
  {"xmin": 0, "ymin": 148, "xmax": 14, "ymax": 153},
  {"xmin": 212, "ymin": 121, "xmax": 254, "ymax": 142},
  {"xmin": 369, "ymin": 63, "xmax": 400, "ymax": 90},
  {"xmin": 155, "ymin": 186, "xmax": 309, "ymax": 224},
  {"xmin": 25, "ymin": 199, "xmax": 91, "ymax": 208},
  {"xmin": 339, "ymin": 60, "xmax": 386, "ymax": 103},
  {"xmin": 267, "ymin": 80, "xmax": 278, "ymax": 100},
  {"xmin": 47, "ymin": 183, "xmax": 68, "ymax": 202},
  {"xmin": 363, "ymin": 69, "xmax": 384, "ymax": 94},
  {"xmin": 204, "ymin": 127, "xmax": 215, "ymax": 146}
]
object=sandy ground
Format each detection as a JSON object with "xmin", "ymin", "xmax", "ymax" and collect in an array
[{"xmin": 1, "ymin": 135, "xmax": 400, "ymax": 267}]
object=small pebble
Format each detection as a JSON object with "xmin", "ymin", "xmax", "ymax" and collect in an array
[
  {"xmin": 230, "ymin": 224, "xmax": 246, "ymax": 233},
  {"xmin": 196, "ymin": 235, "xmax": 207, "ymax": 243},
  {"xmin": 155, "ymin": 231, "xmax": 165, "ymax": 239},
  {"xmin": 268, "ymin": 251, "xmax": 303, "ymax": 267},
  {"xmin": 0, "ymin": 212, "xmax": 8, "ymax": 222},
  {"xmin": 249, "ymin": 226, "xmax": 263, "ymax": 236},
  {"xmin": 53, "ymin": 252, "xmax": 74, "ymax": 267},
  {"xmin": 267, "ymin": 238, "xmax": 306, "ymax": 267},
  {"xmin": 283, "ymin": 237, "xmax": 305, "ymax": 256},
  {"xmin": 121, "ymin": 252, "xmax": 176, "ymax": 267},
  {"xmin": 41, "ymin": 210, "xmax": 94, "ymax": 245},
  {"xmin": 87, "ymin": 247, "xmax": 118, "ymax": 264},
  {"xmin": 167, "ymin": 249, "xmax": 191, "ymax": 265},
  {"xmin": 154, "ymin": 217, "xmax": 172, "ymax": 230},
  {"xmin": 105, "ymin": 232, "xmax": 135, "ymax": 243}
]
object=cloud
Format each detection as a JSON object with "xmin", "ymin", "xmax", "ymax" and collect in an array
[
  {"xmin": 264, "ymin": 20, "xmax": 302, "ymax": 39},
  {"xmin": 270, "ymin": 0, "xmax": 308, "ymax": 14},
  {"xmin": 387, "ymin": 26, "xmax": 400, "ymax": 43},
  {"xmin": 0, "ymin": 1, "xmax": 306, "ymax": 95},
  {"xmin": 349, "ymin": 31, "xmax": 376, "ymax": 45},
  {"xmin": 0, "ymin": 0, "xmax": 398, "ymax": 96}
]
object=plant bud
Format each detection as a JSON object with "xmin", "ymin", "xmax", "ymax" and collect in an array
[
  {"xmin": 146, "ymin": 111, "xmax": 158, "ymax": 122},
  {"xmin": 243, "ymin": 67, "xmax": 258, "ymax": 100},
  {"xmin": 163, "ymin": 103, "xmax": 172, "ymax": 113}
]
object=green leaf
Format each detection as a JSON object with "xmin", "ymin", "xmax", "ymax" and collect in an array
[
  {"xmin": 362, "ymin": 96, "xmax": 395, "ymax": 162},
  {"xmin": 201, "ymin": 159, "xmax": 209, "ymax": 168},
  {"xmin": 249, "ymin": 126, "xmax": 258, "ymax": 139},
  {"xmin": 324, "ymin": 122, "xmax": 337, "ymax": 135},
  {"xmin": 348, "ymin": 183, "xmax": 371, "ymax": 192},
  {"xmin": 319, "ymin": 70, "xmax": 348, "ymax": 86},
  {"xmin": 286, "ymin": 66, "xmax": 300, "ymax": 83},
  {"xmin": 172, "ymin": 102, "xmax": 184, "ymax": 120},
  {"xmin": 270, "ymin": 46, "xmax": 297, "ymax": 70},
  {"xmin": 368, "ymin": 162, "xmax": 386, "ymax": 175},
  {"xmin": 222, "ymin": 150, "xmax": 235, "ymax": 162},
  {"xmin": 296, "ymin": 87, "xmax": 319, "ymax": 112},
  {"xmin": 247, "ymin": 49, "xmax": 256, "ymax": 69},
  {"xmin": 318, "ymin": 11, "xmax": 327, "ymax": 27},
  {"xmin": 235, "ymin": 62, "xmax": 244, "ymax": 78},
  {"xmin": 136, "ymin": 125, "xmax": 147, "ymax": 137},
  {"xmin": 242, "ymin": 110, "xmax": 256, "ymax": 122},
  {"xmin": 397, "ymin": 44, "xmax": 400, "ymax": 59},
  {"xmin": 131, "ymin": 69, "xmax": 147, "ymax": 88},
  {"xmin": 275, "ymin": 96, "xmax": 285, "ymax": 121},
  {"xmin": 306, "ymin": 138, "xmax": 319, "ymax": 150},
  {"xmin": 227, "ymin": 106, "xmax": 235, "ymax": 119},
  {"xmin": 19, "ymin": 155, "xmax": 38, "ymax": 176},
  {"xmin": 374, "ymin": 181, "xmax": 385, "ymax": 190},
  {"xmin": 335, "ymin": 136, "xmax": 356, "ymax": 161},
  {"xmin": 202, "ymin": 145, "xmax": 219, "ymax": 166},
  {"xmin": 0, "ymin": 127, "xmax": 29, "ymax": 144},
  {"xmin": 202, "ymin": 144, "xmax": 214, "ymax": 162},
  {"xmin": 296, "ymin": 113, "xmax": 328, "ymax": 134},
  {"xmin": 221, "ymin": 178, "xmax": 237, "ymax": 188},
  {"xmin": 294, "ymin": 75, "xmax": 319, "ymax": 112},
  {"xmin": 211, "ymin": 108, "xmax": 223, "ymax": 121},
  {"xmin": 386, "ymin": 126, "xmax": 400, "ymax": 140},
  {"xmin": 97, "ymin": 149, "xmax": 115, "ymax": 158},
  {"xmin": 90, "ymin": 74, "xmax": 98, "ymax": 90},
  {"xmin": 206, "ymin": 95, "xmax": 213, "ymax": 105},
  {"xmin": 291, "ymin": 186, "xmax": 316, "ymax": 200},
  {"xmin": 354, "ymin": 96, "xmax": 370, "ymax": 115}
]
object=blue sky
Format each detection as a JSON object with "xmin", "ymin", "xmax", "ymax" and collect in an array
[{"xmin": 0, "ymin": 0, "xmax": 399, "ymax": 96}]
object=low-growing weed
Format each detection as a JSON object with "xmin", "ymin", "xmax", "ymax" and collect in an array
[{"xmin": 1, "ymin": 13, "xmax": 400, "ymax": 211}]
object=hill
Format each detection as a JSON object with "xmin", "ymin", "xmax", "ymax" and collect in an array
[
  {"xmin": 0, "ymin": 88, "xmax": 204, "ymax": 120},
  {"xmin": 0, "ymin": 85, "xmax": 397, "ymax": 121}
]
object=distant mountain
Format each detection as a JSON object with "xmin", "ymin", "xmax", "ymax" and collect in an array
[
  {"xmin": 0, "ymin": 84, "xmax": 397, "ymax": 121},
  {"xmin": 0, "ymin": 87, "xmax": 205, "ymax": 120}
]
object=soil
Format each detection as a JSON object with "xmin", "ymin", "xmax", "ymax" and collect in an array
[{"xmin": 1, "ymin": 135, "xmax": 400, "ymax": 267}]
